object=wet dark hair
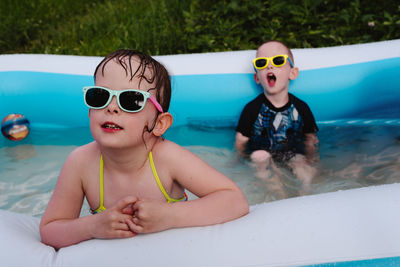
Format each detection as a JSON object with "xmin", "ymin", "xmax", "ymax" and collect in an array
[
  {"xmin": 258, "ymin": 40, "xmax": 295, "ymax": 63},
  {"xmin": 94, "ymin": 49, "xmax": 171, "ymax": 112}
]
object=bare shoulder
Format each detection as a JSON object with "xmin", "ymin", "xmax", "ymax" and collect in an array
[
  {"xmin": 51, "ymin": 142, "xmax": 100, "ymax": 206},
  {"xmin": 152, "ymin": 138, "xmax": 244, "ymax": 199},
  {"xmin": 60, "ymin": 141, "xmax": 100, "ymax": 180},
  {"xmin": 40, "ymin": 142, "xmax": 100, "ymax": 226},
  {"xmin": 152, "ymin": 139, "xmax": 209, "ymax": 177},
  {"xmin": 152, "ymin": 138, "xmax": 219, "ymax": 178},
  {"xmin": 153, "ymin": 138, "xmax": 199, "ymax": 163},
  {"xmin": 67, "ymin": 142, "xmax": 99, "ymax": 162}
]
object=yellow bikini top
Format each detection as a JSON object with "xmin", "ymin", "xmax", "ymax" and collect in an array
[{"xmin": 90, "ymin": 151, "xmax": 187, "ymax": 214}]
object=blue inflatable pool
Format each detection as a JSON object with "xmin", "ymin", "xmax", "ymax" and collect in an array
[{"xmin": 0, "ymin": 39, "xmax": 400, "ymax": 266}]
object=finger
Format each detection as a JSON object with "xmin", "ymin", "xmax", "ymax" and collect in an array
[
  {"xmin": 125, "ymin": 218, "xmax": 143, "ymax": 233},
  {"xmin": 121, "ymin": 214, "xmax": 136, "ymax": 224},
  {"xmin": 114, "ymin": 196, "xmax": 138, "ymax": 211},
  {"xmin": 114, "ymin": 229, "xmax": 137, "ymax": 238},
  {"xmin": 115, "ymin": 222, "xmax": 130, "ymax": 231},
  {"xmin": 131, "ymin": 216, "xmax": 141, "ymax": 225},
  {"xmin": 132, "ymin": 199, "xmax": 145, "ymax": 212}
]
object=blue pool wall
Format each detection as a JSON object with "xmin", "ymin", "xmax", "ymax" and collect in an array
[
  {"xmin": 1, "ymin": 57, "xmax": 400, "ymax": 129},
  {"xmin": 1, "ymin": 38, "xmax": 400, "ymax": 130}
]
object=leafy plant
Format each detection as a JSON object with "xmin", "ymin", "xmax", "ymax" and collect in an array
[{"xmin": 0, "ymin": 0, "xmax": 399, "ymax": 55}]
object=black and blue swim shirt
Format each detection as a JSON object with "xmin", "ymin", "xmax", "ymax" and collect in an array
[{"xmin": 236, "ymin": 93, "xmax": 318, "ymax": 161}]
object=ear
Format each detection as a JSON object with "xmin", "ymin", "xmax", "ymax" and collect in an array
[
  {"xmin": 254, "ymin": 73, "xmax": 260, "ymax": 84},
  {"xmin": 152, "ymin": 112, "xmax": 173, "ymax": 136},
  {"xmin": 289, "ymin": 67, "xmax": 299, "ymax": 80}
]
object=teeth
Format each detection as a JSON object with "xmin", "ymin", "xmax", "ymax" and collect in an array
[{"xmin": 103, "ymin": 124, "xmax": 121, "ymax": 129}]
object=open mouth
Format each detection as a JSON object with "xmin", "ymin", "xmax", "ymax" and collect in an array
[
  {"xmin": 267, "ymin": 73, "xmax": 276, "ymax": 87},
  {"xmin": 101, "ymin": 122, "xmax": 123, "ymax": 130}
]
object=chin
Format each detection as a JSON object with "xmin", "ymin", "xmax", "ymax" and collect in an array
[
  {"xmin": 266, "ymin": 86, "xmax": 286, "ymax": 95},
  {"xmin": 93, "ymin": 134, "xmax": 123, "ymax": 148}
]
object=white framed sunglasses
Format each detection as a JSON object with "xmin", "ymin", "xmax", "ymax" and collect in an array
[{"xmin": 83, "ymin": 86, "xmax": 163, "ymax": 113}]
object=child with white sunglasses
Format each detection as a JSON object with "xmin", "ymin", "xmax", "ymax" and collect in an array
[
  {"xmin": 40, "ymin": 49, "xmax": 249, "ymax": 249},
  {"xmin": 235, "ymin": 40, "xmax": 319, "ymax": 200}
]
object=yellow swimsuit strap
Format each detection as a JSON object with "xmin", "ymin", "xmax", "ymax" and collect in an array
[
  {"xmin": 91, "ymin": 155, "xmax": 106, "ymax": 214},
  {"xmin": 148, "ymin": 151, "xmax": 186, "ymax": 203},
  {"xmin": 92, "ymin": 152, "xmax": 185, "ymax": 213}
]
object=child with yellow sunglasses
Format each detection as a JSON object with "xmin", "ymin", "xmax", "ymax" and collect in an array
[{"xmin": 235, "ymin": 40, "xmax": 319, "ymax": 200}]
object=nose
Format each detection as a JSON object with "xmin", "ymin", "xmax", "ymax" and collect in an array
[{"xmin": 106, "ymin": 96, "xmax": 120, "ymax": 114}]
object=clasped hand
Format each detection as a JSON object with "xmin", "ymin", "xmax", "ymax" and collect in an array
[{"xmin": 92, "ymin": 196, "xmax": 172, "ymax": 239}]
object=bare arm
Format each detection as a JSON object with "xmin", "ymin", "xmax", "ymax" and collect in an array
[
  {"xmin": 39, "ymin": 147, "xmax": 136, "ymax": 249},
  {"xmin": 127, "ymin": 142, "xmax": 249, "ymax": 233},
  {"xmin": 234, "ymin": 132, "xmax": 249, "ymax": 157},
  {"xmin": 304, "ymin": 133, "xmax": 319, "ymax": 163}
]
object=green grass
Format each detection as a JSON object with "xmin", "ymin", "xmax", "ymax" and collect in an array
[{"xmin": 1, "ymin": 0, "xmax": 399, "ymax": 56}]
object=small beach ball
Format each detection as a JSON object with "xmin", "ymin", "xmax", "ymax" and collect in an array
[{"xmin": 1, "ymin": 114, "xmax": 30, "ymax": 141}]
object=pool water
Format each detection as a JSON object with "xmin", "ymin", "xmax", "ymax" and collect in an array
[{"xmin": 1, "ymin": 122, "xmax": 399, "ymax": 217}]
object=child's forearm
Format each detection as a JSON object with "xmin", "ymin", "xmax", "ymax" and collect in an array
[
  {"xmin": 304, "ymin": 133, "xmax": 319, "ymax": 163},
  {"xmin": 304, "ymin": 144, "xmax": 316, "ymax": 162},
  {"xmin": 235, "ymin": 132, "xmax": 249, "ymax": 156},
  {"xmin": 126, "ymin": 187, "xmax": 248, "ymax": 234},
  {"xmin": 169, "ymin": 188, "xmax": 249, "ymax": 228},
  {"xmin": 40, "ymin": 216, "xmax": 95, "ymax": 250},
  {"xmin": 41, "ymin": 196, "xmax": 138, "ymax": 249}
]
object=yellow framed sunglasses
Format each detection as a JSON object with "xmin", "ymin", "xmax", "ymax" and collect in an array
[{"xmin": 253, "ymin": 55, "xmax": 294, "ymax": 69}]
